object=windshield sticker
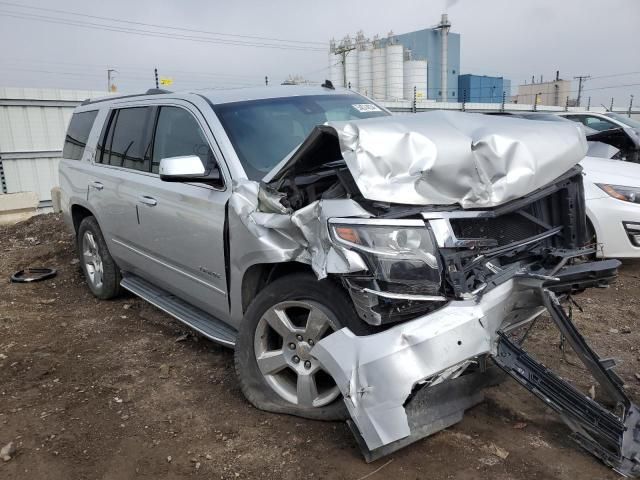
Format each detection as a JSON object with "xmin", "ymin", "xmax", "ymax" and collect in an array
[{"xmin": 352, "ymin": 104, "xmax": 382, "ymax": 113}]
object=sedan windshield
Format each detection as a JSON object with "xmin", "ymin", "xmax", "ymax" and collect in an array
[
  {"xmin": 214, "ymin": 94, "xmax": 389, "ymax": 180},
  {"xmin": 605, "ymin": 112, "xmax": 640, "ymax": 129}
]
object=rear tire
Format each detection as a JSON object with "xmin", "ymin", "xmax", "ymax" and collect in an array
[
  {"xmin": 234, "ymin": 272, "xmax": 371, "ymax": 421},
  {"xmin": 77, "ymin": 216, "xmax": 121, "ymax": 299}
]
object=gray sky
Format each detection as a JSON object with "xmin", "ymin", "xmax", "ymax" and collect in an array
[{"xmin": 1, "ymin": 0, "xmax": 639, "ymax": 106}]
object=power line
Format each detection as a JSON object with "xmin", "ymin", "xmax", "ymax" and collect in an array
[
  {"xmin": 0, "ymin": 10, "xmax": 327, "ymax": 52},
  {"xmin": 0, "ymin": 0, "xmax": 326, "ymax": 47}
]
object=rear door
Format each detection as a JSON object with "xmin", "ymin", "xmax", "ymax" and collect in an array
[
  {"xmin": 87, "ymin": 106, "xmax": 155, "ymax": 272},
  {"xmin": 131, "ymin": 104, "xmax": 231, "ymax": 319}
]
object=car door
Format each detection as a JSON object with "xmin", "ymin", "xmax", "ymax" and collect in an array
[
  {"xmin": 87, "ymin": 106, "xmax": 156, "ymax": 272},
  {"xmin": 132, "ymin": 104, "xmax": 231, "ymax": 320}
]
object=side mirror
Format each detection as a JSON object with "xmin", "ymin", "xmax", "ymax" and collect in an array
[{"xmin": 159, "ymin": 155, "xmax": 207, "ymax": 182}]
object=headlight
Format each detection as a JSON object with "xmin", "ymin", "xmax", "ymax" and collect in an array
[
  {"xmin": 330, "ymin": 221, "xmax": 441, "ymax": 296},
  {"xmin": 596, "ymin": 184, "xmax": 640, "ymax": 203}
]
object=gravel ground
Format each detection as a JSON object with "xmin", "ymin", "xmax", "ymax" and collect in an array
[{"xmin": 1, "ymin": 213, "xmax": 640, "ymax": 479}]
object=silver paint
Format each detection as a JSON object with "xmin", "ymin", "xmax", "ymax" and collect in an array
[{"xmin": 311, "ymin": 278, "xmax": 546, "ymax": 450}]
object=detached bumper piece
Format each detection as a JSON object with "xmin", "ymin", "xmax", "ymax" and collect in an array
[{"xmin": 494, "ymin": 290, "xmax": 640, "ymax": 477}]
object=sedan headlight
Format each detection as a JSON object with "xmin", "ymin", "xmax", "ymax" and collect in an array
[
  {"xmin": 596, "ymin": 184, "xmax": 640, "ymax": 204},
  {"xmin": 329, "ymin": 221, "xmax": 441, "ymax": 296}
]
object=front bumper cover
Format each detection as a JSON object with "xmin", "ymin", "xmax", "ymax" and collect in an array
[{"xmin": 312, "ymin": 259, "xmax": 640, "ymax": 477}]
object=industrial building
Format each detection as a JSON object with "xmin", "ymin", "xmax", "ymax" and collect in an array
[
  {"xmin": 329, "ymin": 14, "xmax": 460, "ymax": 102},
  {"xmin": 515, "ymin": 75, "xmax": 573, "ymax": 106},
  {"xmin": 0, "ymin": 87, "xmax": 105, "ymax": 208},
  {"xmin": 457, "ymin": 74, "xmax": 511, "ymax": 103}
]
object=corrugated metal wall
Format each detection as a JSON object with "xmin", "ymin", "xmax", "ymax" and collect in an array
[{"xmin": 0, "ymin": 87, "xmax": 106, "ymax": 204}]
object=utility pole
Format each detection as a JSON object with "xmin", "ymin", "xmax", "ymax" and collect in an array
[
  {"xmin": 334, "ymin": 44, "xmax": 356, "ymax": 88},
  {"xmin": 107, "ymin": 69, "xmax": 117, "ymax": 93},
  {"xmin": 574, "ymin": 75, "xmax": 590, "ymax": 107},
  {"xmin": 629, "ymin": 95, "xmax": 635, "ymax": 118},
  {"xmin": 154, "ymin": 68, "xmax": 159, "ymax": 89},
  {"xmin": 265, "ymin": 76, "xmax": 269, "ymax": 86}
]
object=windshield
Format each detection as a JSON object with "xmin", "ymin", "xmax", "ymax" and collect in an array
[
  {"xmin": 605, "ymin": 112, "xmax": 640, "ymax": 129},
  {"xmin": 214, "ymin": 94, "xmax": 389, "ymax": 180}
]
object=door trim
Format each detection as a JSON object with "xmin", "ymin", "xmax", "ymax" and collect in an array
[{"xmin": 111, "ymin": 238, "xmax": 226, "ymax": 296}]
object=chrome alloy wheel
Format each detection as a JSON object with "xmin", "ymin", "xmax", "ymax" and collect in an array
[
  {"xmin": 254, "ymin": 300, "xmax": 339, "ymax": 408},
  {"xmin": 82, "ymin": 231, "xmax": 104, "ymax": 289}
]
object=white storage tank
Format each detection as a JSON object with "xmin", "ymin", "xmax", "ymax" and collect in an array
[
  {"xmin": 343, "ymin": 37, "xmax": 358, "ymax": 90},
  {"xmin": 357, "ymin": 44, "xmax": 373, "ymax": 97},
  {"xmin": 329, "ymin": 53, "xmax": 344, "ymax": 88},
  {"xmin": 385, "ymin": 33, "xmax": 404, "ymax": 100},
  {"xmin": 403, "ymin": 59, "xmax": 428, "ymax": 101},
  {"xmin": 372, "ymin": 37, "xmax": 386, "ymax": 100}
]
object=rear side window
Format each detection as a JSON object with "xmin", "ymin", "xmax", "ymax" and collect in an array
[
  {"xmin": 98, "ymin": 107, "xmax": 153, "ymax": 171},
  {"xmin": 63, "ymin": 110, "xmax": 98, "ymax": 160},
  {"xmin": 151, "ymin": 106, "xmax": 214, "ymax": 174}
]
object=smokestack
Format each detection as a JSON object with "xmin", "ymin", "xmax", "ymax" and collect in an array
[
  {"xmin": 556, "ymin": 70, "xmax": 560, "ymax": 81},
  {"xmin": 439, "ymin": 13, "xmax": 451, "ymax": 102}
]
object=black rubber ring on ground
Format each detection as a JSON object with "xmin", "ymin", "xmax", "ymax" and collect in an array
[{"xmin": 10, "ymin": 268, "xmax": 58, "ymax": 283}]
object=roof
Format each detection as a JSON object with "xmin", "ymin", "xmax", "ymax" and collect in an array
[{"xmin": 80, "ymin": 85, "xmax": 353, "ymax": 108}]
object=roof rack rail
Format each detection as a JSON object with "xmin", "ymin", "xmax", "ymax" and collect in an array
[
  {"xmin": 80, "ymin": 88, "xmax": 173, "ymax": 106},
  {"xmin": 145, "ymin": 88, "xmax": 172, "ymax": 95}
]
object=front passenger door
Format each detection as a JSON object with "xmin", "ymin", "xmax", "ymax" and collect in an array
[{"xmin": 134, "ymin": 105, "xmax": 231, "ymax": 320}]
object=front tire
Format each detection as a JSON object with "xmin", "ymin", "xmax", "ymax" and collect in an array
[
  {"xmin": 77, "ymin": 216, "xmax": 121, "ymax": 299},
  {"xmin": 234, "ymin": 272, "xmax": 369, "ymax": 421}
]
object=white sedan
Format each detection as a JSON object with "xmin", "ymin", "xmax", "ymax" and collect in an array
[{"xmin": 582, "ymin": 156, "xmax": 640, "ymax": 258}]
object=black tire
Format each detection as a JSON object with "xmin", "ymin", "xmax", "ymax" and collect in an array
[
  {"xmin": 234, "ymin": 272, "xmax": 372, "ymax": 421},
  {"xmin": 77, "ymin": 216, "xmax": 121, "ymax": 299}
]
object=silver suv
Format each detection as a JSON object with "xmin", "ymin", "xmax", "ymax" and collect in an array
[{"xmin": 60, "ymin": 85, "xmax": 640, "ymax": 473}]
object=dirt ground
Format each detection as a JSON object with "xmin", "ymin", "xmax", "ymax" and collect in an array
[{"xmin": 1, "ymin": 213, "xmax": 640, "ymax": 480}]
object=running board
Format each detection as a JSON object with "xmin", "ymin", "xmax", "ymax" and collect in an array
[
  {"xmin": 120, "ymin": 274, "xmax": 237, "ymax": 347},
  {"xmin": 493, "ymin": 289, "xmax": 640, "ymax": 478}
]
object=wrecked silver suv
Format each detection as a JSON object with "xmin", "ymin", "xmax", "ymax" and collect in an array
[{"xmin": 60, "ymin": 86, "xmax": 640, "ymax": 476}]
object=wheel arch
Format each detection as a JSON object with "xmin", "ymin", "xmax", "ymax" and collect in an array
[
  {"xmin": 240, "ymin": 262, "xmax": 315, "ymax": 314},
  {"xmin": 71, "ymin": 203, "xmax": 97, "ymax": 236}
]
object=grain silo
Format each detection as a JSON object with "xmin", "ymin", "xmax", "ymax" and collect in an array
[
  {"xmin": 356, "ymin": 32, "xmax": 373, "ymax": 97},
  {"xmin": 342, "ymin": 36, "xmax": 359, "ymax": 90},
  {"xmin": 385, "ymin": 32, "xmax": 404, "ymax": 100},
  {"xmin": 328, "ymin": 39, "xmax": 344, "ymax": 87},
  {"xmin": 403, "ymin": 54, "xmax": 428, "ymax": 100},
  {"xmin": 371, "ymin": 35, "xmax": 386, "ymax": 100}
]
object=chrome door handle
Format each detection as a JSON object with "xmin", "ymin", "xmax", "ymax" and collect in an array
[
  {"xmin": 138, "ymin": 195, "xmax": 157, "ymax": 206},
  {"xmin": 90, "ymin": 181, "xmax": 104, "ymax": 190}
]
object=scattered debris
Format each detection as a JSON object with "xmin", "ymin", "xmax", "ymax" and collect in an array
[
  {"xmin": 159, "ymin": 364, "xmax": 170, "ymax": 378},
  {"xmin": 1, "ymin": 441, "xmax": 16, "ymax": 461},
  {"xmin": 484, "ymin": 443, "xmax": 509, "ymax": 460},
  {"xmin": 167, "ymin": 455, "xmax": 172, "ymax": 463},
  {"xmin": 589, "ymin": 385, "xmax": 596, "ymax": 400},
  {"xmin": 70, "ymin": 258, "xmax": 80, "ymax": 265},
  {"xmin": 609, "ymin": 328, "xmax": 620, "ymax": 334},
  {"xmin": 356, "ymin": 459, "xmax": 394, "ymax": 480},
  {"xmin": 512, "ymin": 422, "xmax": 528, "ymax": 429},
  {"xmin": 175, "ymin": 333, "xmax": 189, "ymax": 343},
  {"xmin": 10, "ymin": 267, "xmax": 57, "ymax": 283}
]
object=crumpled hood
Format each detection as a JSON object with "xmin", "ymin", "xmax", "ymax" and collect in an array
[{"xmin": 267, "ymin": 110, "xmax": 588, "ymax": 209}]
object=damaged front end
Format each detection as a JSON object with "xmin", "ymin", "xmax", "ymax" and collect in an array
[{"xmin": 229, "ymin": 111, "xmax": 640, "ymax": 476}]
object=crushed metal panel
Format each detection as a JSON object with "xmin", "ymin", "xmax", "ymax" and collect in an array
[
  {"xmin": 334, "ymin": 111, "xmax": 588, "ymax": 208},
  {"xmin": 311, "ymin": 279, "xmax": 524, "ymax": 450},
  {"xmin": 268, "ymin": 111, "xmax": 588, "ymax": 209},
  {"xmin": 228, "ymin": 180, "xmax": 369, "ymax": 280}
]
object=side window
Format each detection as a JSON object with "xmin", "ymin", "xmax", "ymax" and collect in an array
[
  {"xmin": 63, "ymin": 110, "xmax": 98, "ymax": 160},
  {"xmin": 583, "ymin": 116, "xmax": 617, "ymax": 132},
  {"xmin": 151, "ymin": 106, "xmax": 215, "ymax": 174},
  {"xmin": 98, "ymin": 107, "xmax": 153, "ymax": 171}
]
